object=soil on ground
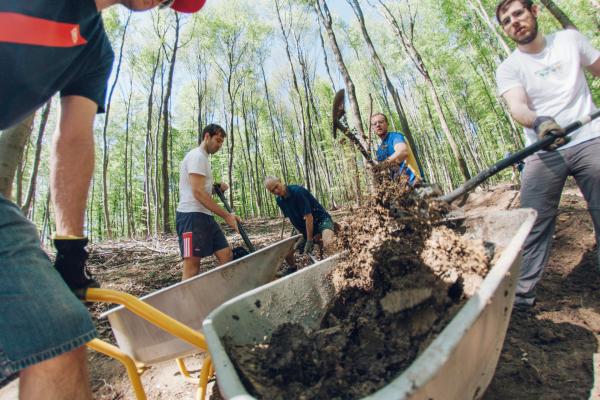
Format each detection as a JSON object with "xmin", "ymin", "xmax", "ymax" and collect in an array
[{"xmin": 1, "ymin": 180, "xmax": 598, "ymax": 400}]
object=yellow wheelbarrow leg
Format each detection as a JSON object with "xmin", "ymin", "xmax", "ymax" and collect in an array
[
  {"xmin": 198, "ymin": 355, "xmax": 212, "ymax": 400},
  {"xmin": 176, "ymin": 357, "xmax": 194, "ymax": 380},
  {"xmin": 86, "ymin": 338, "xmax": 147, "ymax": 400},
  {"xmin": 85, "ymin": 288, "xmax": 211, "ymax": 399}
]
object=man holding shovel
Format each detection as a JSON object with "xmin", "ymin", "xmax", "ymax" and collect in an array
[
  {"xmin": 176, "ymin": 124, "xmax": 242, "ymax": 281},
  {"xmin": 496, "ymin": 0, "xmax": 600, "ymax": 307},
  {"xmin": 370, "ymin": 113, "xmax": 422, "ymax": 186}
]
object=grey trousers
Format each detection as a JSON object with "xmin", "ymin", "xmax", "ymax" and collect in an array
[{"xmin": 515, "ymin": 136, "xmax": 600, "ymax": 306}]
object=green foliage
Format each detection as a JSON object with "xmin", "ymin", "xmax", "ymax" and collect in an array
[{"xmin": 15, "ymin": 0, "xmax": 600, "ymax": 240}]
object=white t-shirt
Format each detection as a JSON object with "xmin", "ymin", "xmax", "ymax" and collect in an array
[
  {"xmin": 496, "ymin": 30, "xmax": 600, "ymax": 149},
  {"xmin": 177, "ymin": 146, "xmax": 213, "ymax": 214}
]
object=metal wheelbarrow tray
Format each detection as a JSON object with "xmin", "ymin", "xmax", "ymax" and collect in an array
[
  {"xmin": 101, "ymin": 235, "xmax": 300, "ymax": 365},
  {"xmin": 203, "ymin": 209, "xmax": 537, "ymax": 400}
]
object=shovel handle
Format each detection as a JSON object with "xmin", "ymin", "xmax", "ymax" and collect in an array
[
  {"xmin": 438, "ymin": 110, "xmax": 600, "ymax": 204},
  {"xmin": 213, "ymin": 184, "xmax": 256, "ymax": 252}
]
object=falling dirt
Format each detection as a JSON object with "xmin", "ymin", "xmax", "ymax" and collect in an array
[{"xmin": 225, "ymin": 177, "xmax": 495, "ymax": 400}]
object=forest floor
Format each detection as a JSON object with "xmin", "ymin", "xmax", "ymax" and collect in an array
[{"xmin": 0, "ymin": 179, "xmax": 598, "ymax": 399}]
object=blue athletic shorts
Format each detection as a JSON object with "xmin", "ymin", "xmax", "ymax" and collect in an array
[
  {"xmin": 0, "ymin": 195, "xmax": 96, "ymax": 380},
  {"xmin": 176, "ymin": 211, "xmax": 229, "ymax": 258}
]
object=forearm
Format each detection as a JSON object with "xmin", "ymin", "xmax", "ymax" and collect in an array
[
  {"xmin": 508, "ymin": 105, "xmax": 537, "ymax": 129},
  {"xmin": 304, "ymin": 214, "xmax": 314, "ymax": 240}
]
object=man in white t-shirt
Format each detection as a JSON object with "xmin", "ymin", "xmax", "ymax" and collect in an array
[
  {"xmin": 176, "ymin": 124, "xmax": 241, "ymax": 280},
  {"xmin": 495, "ymin": 0, "xmax": 600, "ymax": 307}
]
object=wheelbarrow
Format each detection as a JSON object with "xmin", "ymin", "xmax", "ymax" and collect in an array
[
  {"xmin": 91, "ymin": 235, "xmax": 299, "ymax": 400},
  {"xmin": 203, "ymin": 209, "xmax": 536, "ymax": 399}
]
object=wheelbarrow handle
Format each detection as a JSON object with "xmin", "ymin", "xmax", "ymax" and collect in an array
[
  {"xmin": 213, "ymin": 184, "xmax": 256, "ymax": 252},
  {"xmin": 437, "ymin": 110, "xmax": 600, "ymax": 204}
]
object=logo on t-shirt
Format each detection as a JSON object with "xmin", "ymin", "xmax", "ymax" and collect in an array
[
  {"xmin": 535, "ymin": 61, "xmax": 563, "ymax": 79},
  {"xmin": 71, "ymin": 27, "xmax": 79, "ymax": 44}
]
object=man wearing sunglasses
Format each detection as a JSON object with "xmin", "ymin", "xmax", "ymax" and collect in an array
[
  {"xmin": 0, "ymin": 0, "xmax": 206, "ymax": 398},
  {"xmin": 495, "ymin": 0, "xmax": 600, "ymax": 308}
]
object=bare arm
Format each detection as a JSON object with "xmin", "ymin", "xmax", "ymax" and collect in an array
[
  {"xmin": 190, "ymin": 173, "xmax": 239, "ymax": 232},
  {"xmin": 304, "ymin": 213, "xmax": 314, "ymax": 241},
  {"xmin": 376, "ymin": 142, "xmax": 408, "ymax": 170},
  {"xmin": 502, "ymin": 86, "xmax": 537, "ymax": 128},
  {"xmin": 388, "ymin": 142, "xmax": 408, "ymax": 164},
  {"xmin": 586, "ymin": 57, "xmax": 600, "ymax": 77}
]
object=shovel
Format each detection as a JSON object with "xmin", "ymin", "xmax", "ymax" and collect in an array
[
  {"xmin": 213, "ymin": 184, "xmax": 256, "ymax": 253},
  {"xmin": 331, "ymin": 88, "xmax": 600, "ymax": 205},
  {"xmin": 438, "ymin": 110, "xmax": 600, "ymax": 204}
]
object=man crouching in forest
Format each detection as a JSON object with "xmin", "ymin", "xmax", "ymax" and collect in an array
[
  {"xmin": 176, "ymin": 124, "xmax": 241, "ymax": 280},
  {"xmin": 264, "ymin": 177, "xmax": 335, "ymax": 274}
]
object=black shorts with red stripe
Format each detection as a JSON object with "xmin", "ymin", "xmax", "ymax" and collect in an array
[{"xmin": 176, "ymin": 211, "xmax": 229, "ymax": 258}]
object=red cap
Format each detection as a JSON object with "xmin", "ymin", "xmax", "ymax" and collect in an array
[{"xmin": 170, "ymin": 0, "xmax": 207, "ymax": 13}]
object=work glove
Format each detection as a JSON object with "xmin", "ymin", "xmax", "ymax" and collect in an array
[
  {"xmin": 54, "ymin": 236, "xmax": 99, "ymax": 298},
  {"xmin": 303, "ymin": 239, "xmax": 314, "ymax": 255},
  {"xmin": 533, "ymin": 116, "xmax": 568, "ymax": 151},
  {"xmin": 294, "ymin": 238, "xmax": 306, "ymax": 252}
]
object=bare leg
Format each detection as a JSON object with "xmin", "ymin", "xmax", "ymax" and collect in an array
[
  {"xmin": 51, "ymin": 96, "xmax": 97, "ymax": 237},
  {"xmin": 19, "ymin": 346, "xmax": 92, "ymax": 400},
  {"xmin": 182, "ymin": 256, "xmax": 201, "ymax": 280},
  {"xmin": 214, "ymin": 247, "xmax": 233, "ymax": 265}
]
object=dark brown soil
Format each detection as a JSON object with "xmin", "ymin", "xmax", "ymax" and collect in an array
[{"xmin": 225, "ymin": 178, "xmax": 494, "ymax": 399}]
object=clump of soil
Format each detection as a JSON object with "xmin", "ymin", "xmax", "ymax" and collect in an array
[{"xmin": 226, "ymin": 177, "xmax": 494, "ymax": 399}]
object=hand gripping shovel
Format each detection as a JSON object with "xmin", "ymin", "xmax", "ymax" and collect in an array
[
  {"xmin": 438, "ymin": 110, "xmax": 600, "ymax": 204},
  {"xmin": 213, "ymin": 184, "xmax": 256, "ymax": 254}
]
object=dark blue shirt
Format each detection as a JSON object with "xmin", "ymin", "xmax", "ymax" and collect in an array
[
  {"xmin": 376, "ymin": 132, "xmax": 417, "ymax": 185},
  {"xmin": 0, "ymin": 0, "xmax": 114, "ymax": 129},
  {"xmin": 276, "ymin": 185, "xmax": 331, "ymax": 237}
]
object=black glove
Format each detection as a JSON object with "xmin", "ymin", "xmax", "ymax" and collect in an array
[
  {"xmin": 54, "ymin": 237, "xmax": 99, "ymax": 298},
  {"xmin": 533, "ymin": 116, "xmax": 568, "ymax": 151}
]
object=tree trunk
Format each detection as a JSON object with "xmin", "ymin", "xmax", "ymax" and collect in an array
[
  {"xmin": 0, "ymin": 112, "xmax": 35, "ymax": 199},
  {"xmin": 101, "ymin": 12, "xmax": 131, "ymax": 238},
  {"xmin": 315, "ymin": 0, "xmax": 372, "ymax": 164},
  {"xmin": 161, "ymin": 13, "xmax": 180, "ymax": 234},
  {"xmin": 378, "ymin": 1, "xmax": 471, "ymax": 181},
  {"xmin": 22, "ymin": 101, "xmax": 52, "ymax": 216},
  {"xmin": 539, "ymin": 0, "xmax": 577, "ymax": 29},
  {"xmin": 143, "ymin": 50, "xmax": 161, "ymax": 237},
  {"xmin": 466, "ymin": 0, "xmax": 511, "ymax": 57},
  {"xmin": 347, "ymin": 0, "xmax": 425, "ymax": 176}
]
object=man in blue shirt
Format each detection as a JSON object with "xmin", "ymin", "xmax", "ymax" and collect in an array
[
  {"xmin": 0, "ymin": 0, "xmax": 206, "ymax": 398},
  {"xmin": 265, "ymin": 177, "xmax": 335, "ymax": 271},
  {"xmin": 371, "ymin": 113, "xmax": 422, "ymax": 185}
]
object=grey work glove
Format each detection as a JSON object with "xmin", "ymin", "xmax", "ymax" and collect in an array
[
  {"xmin": 533, "ymin": 116, "xmax": 568, "ymax": 151},
  {"xmin": 303, "ymin": 239, "xmax": 314, "ymax": 255},
  {"xmin": 294, "ymin": 238, "xmax": 306, "ymax": 252}
]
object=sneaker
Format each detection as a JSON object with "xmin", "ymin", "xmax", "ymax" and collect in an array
[{"xmin": 54, "ymin": 237, "xmax": 99, "ymax": 298}]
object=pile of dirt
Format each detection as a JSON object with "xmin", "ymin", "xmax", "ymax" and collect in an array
[{"xmin": 226, "ymin": 178, "xmax": 494, "ymax": 399}]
